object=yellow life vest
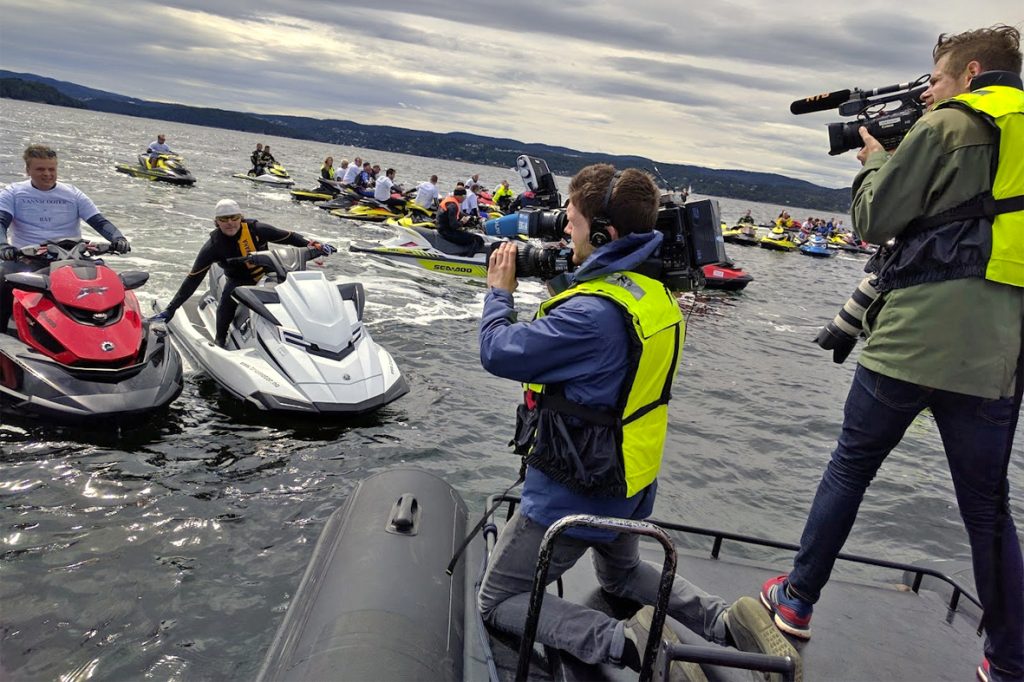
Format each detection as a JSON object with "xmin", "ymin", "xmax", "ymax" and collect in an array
[
  {"xmin": 522, "ymin": 271, "xmax": 684, "ymax": 497},
  {"xmin": 237, "ymin": 222, "xmax": 264, "ymax": 280},
  {"xmin": 940, "ymin": 85, "xmax": 1024, "ymax": 287}
]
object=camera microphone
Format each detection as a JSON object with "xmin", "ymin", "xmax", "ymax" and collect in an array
[{"xmin": 790, "ymin": 89, "xmax": 852, "ymax": 115}]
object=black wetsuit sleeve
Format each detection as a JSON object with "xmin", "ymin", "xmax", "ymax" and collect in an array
[
  {"xmin": 253, "ymin": 221, "xmax": 308, "ymax": 247},
  {"xmin": 85, "ymin": 213, "xmax": 124, "ymax": 242},
  {"xmin": 165, "ymin": 242, "xmax": 218, "ymax": 314},
  {"xmin": 0, "ymin": 210, "xmax": 11, "ymax": 244}
]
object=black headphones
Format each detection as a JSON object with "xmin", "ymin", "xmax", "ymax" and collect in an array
[{"xmin": 590, "ymin": 170, "xmax": 621, "ymax": 247}]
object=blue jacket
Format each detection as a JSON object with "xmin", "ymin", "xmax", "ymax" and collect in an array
[{"xmin": 480, "ymin": 231, "xmax": 664, "ymax": 539}]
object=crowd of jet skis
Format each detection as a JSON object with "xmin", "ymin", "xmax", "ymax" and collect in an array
[{"xmin": 3, "ymin": 144, "xmax": 878, "ymax": 425}]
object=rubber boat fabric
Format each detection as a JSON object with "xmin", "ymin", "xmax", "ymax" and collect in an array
[
  {"xmin": 162, "ymin": 245, "xmax": 407, "ymax": 414},
  {"xmin": 256, "ymin": 468, "xmax": 988, "ymax": 682}
]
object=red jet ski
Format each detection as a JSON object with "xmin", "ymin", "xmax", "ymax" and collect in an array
[
  {"xmin": 0, "ymin": 240, "xmax": 182, "ymax": 421},
  {"xmin": 702, "ymin": 261, "xmax": 753, "ymax": 291}
]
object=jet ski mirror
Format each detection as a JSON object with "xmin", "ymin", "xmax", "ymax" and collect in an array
[
  {"xmin": 5, "ymin": 272, "xmax": 50, "ymax": 293},
  {"xmin": 119, "ymin": 271, "xmax": 150, "ymax": 290}
]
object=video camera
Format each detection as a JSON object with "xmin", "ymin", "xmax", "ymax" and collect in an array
[
  {"xmin": 790, "ymin": 74, "xmax": 929, "ymax": 155},
  {"xmin": 485, "ymin": 189, "xmax": 726, "ymax": 291}
]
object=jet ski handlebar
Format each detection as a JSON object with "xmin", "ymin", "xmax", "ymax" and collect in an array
[{"xmin": 18, "ymin": 239, "xmax": 113, "ymax": 262}]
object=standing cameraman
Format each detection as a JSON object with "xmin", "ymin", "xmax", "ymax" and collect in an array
[
  {"xmin": 758, "ymin": 25, "xmax": 1023, "ymax": 682},
  {"xmin": 478, "ymin": 164, "xmax": 801, "ymax": 680}
]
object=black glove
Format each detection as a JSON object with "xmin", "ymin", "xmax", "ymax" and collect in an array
[
  {"xmin": 111, "ymin": 237, "xmax": 131, "ymax": 254},
  {"xmin": 0, "ymin": 244, "xmax": 17, "ymax": 261},
  {"xmin": 149, "ymin": 310, "xmax": 173, "ymax": 323}
]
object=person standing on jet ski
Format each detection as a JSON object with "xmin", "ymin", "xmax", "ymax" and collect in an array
[
  {"xmin": 150, "ymin": 198, "xmax": 335, "ymax": 347},
  {"xmin": 478, "ymin": 164, "xmax": 801, "ymax": 679},
  {"xmin": 261, "ymin": 146, "xmax": 277, "ymax": 168},
  {"xmin": 0, "ymin": 144, "xmax": 130, "ymax": 332},
  {"xmin": 436, "ymin": 186, "xmax": 483, "ymax": 253}
]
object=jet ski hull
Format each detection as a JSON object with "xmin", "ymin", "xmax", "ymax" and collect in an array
[
  {"xmin": 233, "ymin": 173, "xmax": 294, "ymax": 187},
  {"xmin": 349, "ymin": 243, "xmax": 488, "ymax": 278},
  {"xmin": 115, "ymin": 162, "xmax": 196, "ymax": 186},
  {"xmin": 0, "ymin": 326, "xmax": 183, "ymax": 421}
]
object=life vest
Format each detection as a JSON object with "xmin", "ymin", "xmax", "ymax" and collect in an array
[
  {"xmin": 936, "ymin": 85, "xmax": 1024, "ymax": 287},
  {"xmin": 436, "ymin": 195, "xmax": 462, "ymax": 232},
  {"xmin": 515, "ymin": 271, "xmax": 684, "ymax": 498},
  {"xmin": 322, "ymin": 165, "xmax": 335, "ymax": 180},
  {"xmin": 237, "ymin": 222, "xmax": 265, "ymax": 280}
]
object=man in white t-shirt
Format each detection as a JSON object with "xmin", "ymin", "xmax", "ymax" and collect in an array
[
  {"xmin": 461, "ymin": 182, "xmax": 480, "ymax": 218},
  {"xmin": 373, "ymin": 168, "xmax": 405, "ymax": 210},
  {"xmin": 341, "ymin": 156, "xmax": 362, "ymax": 186},
  {"xmin": 413, "ymin": 175, "xmax": 440, "ymax": 209},
  {"xmin": 0, "ymin": 144, "xmax": 130, "ymax": 330}
]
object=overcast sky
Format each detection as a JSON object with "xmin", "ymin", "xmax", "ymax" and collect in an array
[{"xmin": 2, "ymin": 1, "xmax": 1021, "ymax": 187}]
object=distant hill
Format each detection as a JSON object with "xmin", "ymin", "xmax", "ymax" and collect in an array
[
  {"xmin": 0, "ymin": 78, "xmax": 86, "ymax": 109},
  {"xmin": 0, "ymin": 71, "xmax": 851, "ymax": 212}
]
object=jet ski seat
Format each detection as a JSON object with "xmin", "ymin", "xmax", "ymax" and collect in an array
[{"xmin": 412, "ymin": 226, "xmax": 482, "ymax": 257}]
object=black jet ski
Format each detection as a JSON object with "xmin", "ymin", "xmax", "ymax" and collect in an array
[
  {"xmin": 0, "ymin": 240, "xmax": 183, "ymax": 422},
  {"xmin": 115, "ymin": 153, "xmax": 196, "ymax": 186},
  {"xmin": 258, "ymin": 467, "xmax": 987, "ymax": 682}
]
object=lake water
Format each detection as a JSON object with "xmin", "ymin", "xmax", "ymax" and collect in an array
[{"xmin": 0, "ymin": 99, "xmax": 1020, "ymax": 680}]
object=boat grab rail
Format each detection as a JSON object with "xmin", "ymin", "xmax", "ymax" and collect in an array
[
  {"xmin": 648, "ymin": 518, "xmax": 982, "ymax": 614},
  {"xmin": 516, "ymin": 514, "xmax": 679, "ymax": 682}
]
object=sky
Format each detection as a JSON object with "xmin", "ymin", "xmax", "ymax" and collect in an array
[{"xmin": 1, "ymin": 1, "xmax": 1021, "ymax": 188}]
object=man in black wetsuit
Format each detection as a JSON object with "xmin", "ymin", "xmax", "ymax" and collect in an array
[
  {"xmin": 250, "ymin": 143, "xmax": 265, "ymax": 176},
  {"xmin": 435, "ymin": 186, "xmax": 484, "ymax": 253},
  {"xmin": 150, "ymin": 199, "xmax": 334, "ymax": 347}
]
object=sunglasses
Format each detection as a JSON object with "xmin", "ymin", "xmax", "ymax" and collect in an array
[{"xmin": 216, "ymin": 214, "xmax": 242, "ymax": 223}]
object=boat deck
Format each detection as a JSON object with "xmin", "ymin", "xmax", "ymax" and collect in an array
[{"xmin": 473, "ymin": 515, "xmax": 983, "ymax": 681}]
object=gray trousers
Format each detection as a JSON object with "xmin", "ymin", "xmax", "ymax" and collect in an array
[{"xmin": 477, "ymin": 509, "xmax": 732, "ymax": 667}]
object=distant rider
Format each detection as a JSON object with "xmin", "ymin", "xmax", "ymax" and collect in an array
[
  {"xmin": 341, "ymin": 156, "xmax": 362, "ymax": 186},
  {"xmin": 0, "ymin": 144, "xmax": 130, "ymax": 331},
  {"xmin": 373, "ymin": 168, "xmax": 405, "ymax": 210},
  {"xmin": 150, "ymin": 199, "xmax": 334, "ymax": 348},
  {"xmin": 260, "ymin": 145, "xmax": 277, "ymax": 168},
  {"xmin": 435, "ymin": 187, "xmax": 483, "ymax": 253},
  {"xmin": 147, "ymin": 134, "xmax": 173, "ymax": 166},
  {"xmin": 321, "ymin": 156, "xmax": 335, "ymax": 181},
  {"xmin": 413, "ymin": 175, "xmax": 440, "ymax": 209},
  {"xmin": 492, "ymin": 180, "xmax": 514, "ymax": 213},
  {"xmin": 250, "ymin": 143, "xmax": 265, "ymax": 176}
]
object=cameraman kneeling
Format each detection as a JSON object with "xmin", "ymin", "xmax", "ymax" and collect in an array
[{"xmin": 478, "ymin": 164, "xmax": 800, "ymax": 680}]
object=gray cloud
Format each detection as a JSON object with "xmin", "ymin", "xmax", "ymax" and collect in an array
[{"xmin": 1, "ymin": 0, "xmax": 1021, "ymax": 189}]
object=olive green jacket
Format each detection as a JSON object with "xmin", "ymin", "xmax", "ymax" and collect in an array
[{"xmin": 851, "ymin": 96, "xmax": 1023, "ymax": 399}]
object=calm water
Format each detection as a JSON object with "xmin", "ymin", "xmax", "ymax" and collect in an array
[{"xmin": 1, "ymin": 100, "xmax": 1021, "ymax": 680}]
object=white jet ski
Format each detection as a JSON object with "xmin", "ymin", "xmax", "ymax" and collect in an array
[{"xmin": 162, "ymin": 246, "xmax": 408, "ymax": 414}]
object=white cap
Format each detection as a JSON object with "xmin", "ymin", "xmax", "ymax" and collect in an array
[{"xmin": 214, "ymin": 198, "xmax": 242, "ymax": 217}]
